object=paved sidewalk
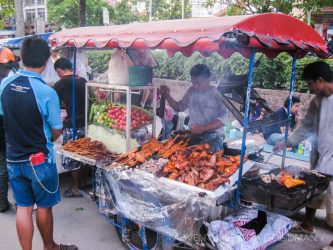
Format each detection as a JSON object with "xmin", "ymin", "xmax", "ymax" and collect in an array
[{"xmin": 0, "ymin": 173, "xmax": 125, "ymax": 250}]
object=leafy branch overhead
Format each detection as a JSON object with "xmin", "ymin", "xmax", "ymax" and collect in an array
[
  {"xmin": 204, "ymin": 0, "xmax": 332, "ymax": 19},
  {"xmin": 47, "ymin": 0, "xmax": 192, "ymax": 28},
  {"xmin": 48, "ymin": 0, "xmax": 110, "ymax": 29},
  {"xmin": 0, "ymin": 0, "xmax": 14, "ymax": 29}
]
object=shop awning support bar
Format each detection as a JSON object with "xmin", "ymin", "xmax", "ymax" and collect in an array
[
  {"xmin": 282, "ymin": 54, "xmax": 297, "ymax": 168},
  {"xmin": 234, "ymin": 48, "xmax": 256, "ymax": 207},
  {"xmin": 72, "ymin": 47, "xmax": 77, "ymax": 140}
]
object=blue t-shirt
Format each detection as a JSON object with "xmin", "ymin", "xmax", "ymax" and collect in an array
[
  {"xmin": 263, "ymin": 107, "xmax": 296, "ymax": 140},
  {"xmin": 0, "ymin": 70, "xmax": 63, "ymax": 163}
]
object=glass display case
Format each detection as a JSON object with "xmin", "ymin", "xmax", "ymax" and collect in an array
[{"xmin": 85, "ymin": 82, "xmax": 157, "ymax": 153}]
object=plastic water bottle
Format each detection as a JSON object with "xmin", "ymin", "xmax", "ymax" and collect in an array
[
  {"xmin": 304, "ymin": 141, "xmax": 311, "ymax": 157},
  {"xmin": 297, "ymin": 143, "xmax": 304, "ymax": 155}
]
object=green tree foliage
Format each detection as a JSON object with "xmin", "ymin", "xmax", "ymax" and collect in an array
[
  {"xmin": 205, "ymin": 0, "xmax": 332, "ymax": 18},
  {"xmin": 293, "ymin": 57, "xmax": 333, "ymax": 93},
  {"xmin": 152, "ymin": 51, "xmax": 231, "ymax": 82},
  {"xmin": 48, "ymin": 0, "xmax": 192, "ymax": 28},
  {"xmin": 0, "ymin": 0, "xmax": 14, "ymax": 29},
  {"xmin": 109, "ymin": 0, "xmax": 138, "ymax": 25},
  {"xmin": 141, "ymin": 0, "xmax": 191, "ymax": 21},
  {"xmin": 48, "ymin": 0, "xmax": 109, "ymax": 29},
  {"xmin": 87, "ymin": 51, "xmax": 112, "ymax": 74},
  {"xmin": 88, "ymin": 49, "xmax": 333, "ymax": 93},
  {"xmin": 151, "ymin": 51, "xmax": 333, "ymax": 93},
  {"xmin": 108, "ymin": 0, "xmax": 192, "ymax": 24}
]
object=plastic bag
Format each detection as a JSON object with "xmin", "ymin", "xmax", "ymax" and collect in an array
[
  {"xmin": 95, "ymin": 71, "xmax": 108, "ymax": 84},
  {"xmin": 164, "ymin": 106, "xmax": 174, "ymax": 122},
  {"xmin": 207, "ymin": 208, "xmax": 292, "ymax": 250},
  {"xmin": 127, "ymin": 48, "xmax": 158, "ymax": 67},
  {"xmin": 75, "ymin": 50, "xmax": 89, "ymax": 81},
  {"xmin": 108, "ymin": 49, "xmax": 134, "ymax": 85},
  {"xmin": 41, "ymin": 58, "xmax": 60, "ymax": 87}
]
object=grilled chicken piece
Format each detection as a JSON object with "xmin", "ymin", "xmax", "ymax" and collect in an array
[
  {"xmin": 208, "ymin": 154, "xmax": 217, "ymax": 166},
  {"xmin": 204, "ymin": 175, "xmax": 230, "ymax": 190},
  {"xmin": 169, "ymin": 171, "xmax": 180, "ymax": 180},
  {"xmin": 200, "ymin": 169, "xmax": 215, "ymax": 183},
  {"xmin": 135, "ymin": 153, "xmax": 146, "ymax": 163},
  {"xmin": 185, "ymin": 172, "xmax": 195, "ymax": 186},
  {"xmin": 127, "ymin": 159, "xmax": 137, "ymax": 167}
]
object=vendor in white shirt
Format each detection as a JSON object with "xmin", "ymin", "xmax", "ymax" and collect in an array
[
  {"xmin": 275, "ymin": 61, "xmax": 333, "ymax": 249},
  {"xmin": 160, "ymin": 64, "xmax": 227, "ymax": 152}
]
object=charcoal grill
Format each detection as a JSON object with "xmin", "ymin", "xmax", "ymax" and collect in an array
[{"xmin": 240, "ymin": 166, "xmax": 330, "ymax": 215}]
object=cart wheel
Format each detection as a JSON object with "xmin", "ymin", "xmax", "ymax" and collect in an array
[
  {"xmin": 170, "ymin": 224, "xmax": 212, "ymax": 250},
  {"xmin": 114, "ymin": 215, "xmax": 160, "ymax": 250},
  {"xmin": 172, "ymin": 241, "xmax": 194, "ymax": 250}
]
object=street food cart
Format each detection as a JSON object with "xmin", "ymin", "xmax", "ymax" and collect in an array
[{"xmin": 50, "ymin": 13, "xmax": 330, "ymax": 249}]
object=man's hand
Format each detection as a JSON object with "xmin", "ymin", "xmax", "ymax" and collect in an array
[
  {"xmin": 273, "ymin": 140, "xmax": 285, "ymax": 153},
  {"xmin": 159, "ymin": 85, "xmax": 170, "ymax": 96},
  {"xmin": 51, "ymin": 128, "xmax": 63, "ymax": 142},
  {"xmin": 190, "ymin": 124, "xmax": 206, "ymax": 135}
]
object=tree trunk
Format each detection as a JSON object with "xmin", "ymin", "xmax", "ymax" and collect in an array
[
  {"xmin": 79, "ymin": 0, "xmax": 86, "ymax": 27},
  {"xmin": 14, "ymin": 0, "xmax": 24, "ymax": 36}
]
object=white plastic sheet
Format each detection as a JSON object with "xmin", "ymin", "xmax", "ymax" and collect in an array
[{"xmin": 96, "ymin": 167, "xmax": 218, "ymax": 244}]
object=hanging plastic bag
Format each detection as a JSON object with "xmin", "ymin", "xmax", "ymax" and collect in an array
[
  {"xmin": 41, "ymin": 58, "xmax": 60, "ymax": 87},
  {"xmin": 126, "ymin": 48, "xmax": 158, "ymax": 68},
  {"xmin": 75, "ymin": 50, "xmax": 89, "ymax": 81},
  {"xmin": 164, "ymin": 106, "xmax": 174, "ymax": 122},
  {"xmin": 108, "ymin": 49, "xmax": 134, "ymax": 85}
]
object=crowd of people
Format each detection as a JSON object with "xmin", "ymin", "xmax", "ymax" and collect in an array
[{"xmin": 0, "ymin": 36, "xmax": 332, "ymax": 250}]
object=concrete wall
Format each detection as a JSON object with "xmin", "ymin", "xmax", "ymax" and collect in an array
[
  {"xmin": 153, "ymin": 78, "xmax": 314, "ymax": 116},
  {"xmin": 254, "ymin": 89, "xmax": 314, "ymax": 116}
]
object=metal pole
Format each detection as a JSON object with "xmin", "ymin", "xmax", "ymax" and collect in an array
[
  {"xmin": 85, "ymin": 83, "xmax": 88, "ymax": 136},
  {"xmin": 72, "ymin": 47, "xmax": 77, "ymax": 140},
  {"xmin": 235, "ymin": 48, "xmax": 256, "ymax": 206},
  {"xmin": 182, "ymin": 0, "xmax": 185, "ymax": 19},
  {"xmin": 282, "ymin": 54, "xmax": 297, "ymax": 168},
  {"xmin": 152, "ymin": 85, "xmax": 157, "ymax": 138},
  {"xmin": 126, "ymin": 87, "xmax": 131, "ymax": 152},
  {"xmin": 139, "ymin": 226, "xmax": 148, "ymax": 250},
  {"xmin": 149, "ymin": 0, "xmax": 152, "ymax": 22}
]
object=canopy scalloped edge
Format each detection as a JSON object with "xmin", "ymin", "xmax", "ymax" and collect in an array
[{"xmin": 50, "ymin": 13, "xmax": 329, "ymax": 59}]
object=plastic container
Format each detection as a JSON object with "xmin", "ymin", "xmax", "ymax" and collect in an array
[
  {"xmin": 304, "ymin": 141, "xmax": 311, "ymax": 157},
  {"xmin": 230, "ymin": 129, "xmax": 239, "ymax": 139},
  {"xmin": 128, "ymin": 66, "xmax": 153, "ymax": 86},
  {"xmin": 223, "ymin": 124, "xmax": 232, "ymax": 133}
]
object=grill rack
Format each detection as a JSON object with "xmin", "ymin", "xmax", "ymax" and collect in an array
[
  {"xmin": 240, "ymin": 166, "xmax": 330, "ymax": 215},
  {"xmin": 217, "ymin": 75, "xmax": 284, "ymax": 132}
]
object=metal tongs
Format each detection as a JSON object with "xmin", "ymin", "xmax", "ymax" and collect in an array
[{"xmin": 264, "ymin": 143, "xmax": 286, "ymax": 170}]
